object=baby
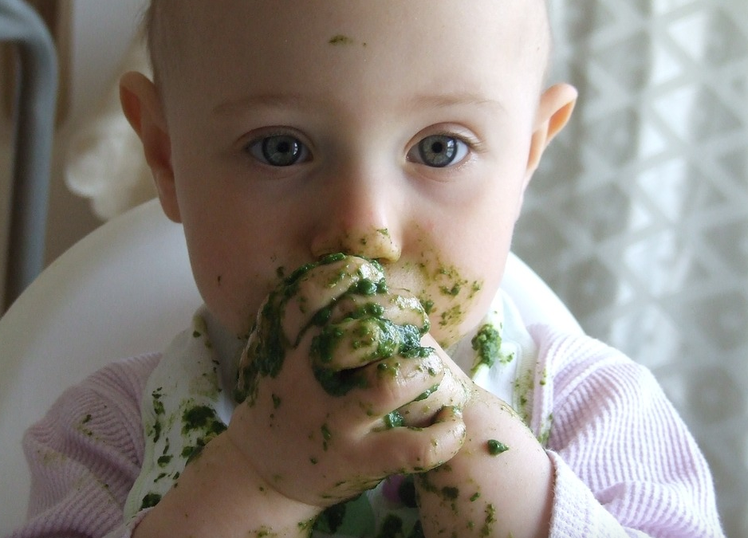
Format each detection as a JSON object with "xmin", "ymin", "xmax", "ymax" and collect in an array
[{"xmin": 11, "ymin": 1, "xmax": 725, "ymax": 537}]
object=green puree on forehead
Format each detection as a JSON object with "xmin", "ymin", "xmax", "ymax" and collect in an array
[{"xmin": 234, "ymin": 253, "xmax": 434, "ymax": 404}]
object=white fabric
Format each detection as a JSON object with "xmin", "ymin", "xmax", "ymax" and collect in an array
[{"xmin": 123, "ymin": 310, "xmax": 231, "ymax": 519}]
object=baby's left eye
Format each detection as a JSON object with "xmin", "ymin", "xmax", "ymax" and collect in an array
[{"xmin": 408, "ymin": 134, "xmax": 469, "ymax": 168}]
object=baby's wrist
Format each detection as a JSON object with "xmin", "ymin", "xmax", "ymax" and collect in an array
[
  {"xmin": 210, "ymin": 432, "xmax": 323, "ymax": 526},
  {"xmin": 136, "ymin": 432, "xmax": 321, "ymax": 538}
]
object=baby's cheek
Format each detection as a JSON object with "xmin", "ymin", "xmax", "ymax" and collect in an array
[
  {"xmin": 410, "ymin": 266, "xmax": 489, "ymax": 348},
  {"xmin": 200, "ymin": 270, "xmax": 275, "ymax": 337},
  {"xmin": 425, "ymin": 293, "xmax": 486, "ymax": 348}
]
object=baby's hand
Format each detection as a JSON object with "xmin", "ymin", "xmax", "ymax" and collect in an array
[
  {"xmin": 227, "ymin": 254, "xmax": 467, "ymax": 508},
  {"xmin": 414, "ymin": 366, "xmax": 555, "ymax": 538}
]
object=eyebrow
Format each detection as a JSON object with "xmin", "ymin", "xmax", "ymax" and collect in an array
[
  {"xmin": 405, "ymin": 91, "xmax": 506, "ymax": 113},
  {"xmin": 212, "ymin": 90, "xmax": 505, "ymax": 116},
  {"xmin": 212, "ymin": 93, "xmax": 311, "ymax": 116}
]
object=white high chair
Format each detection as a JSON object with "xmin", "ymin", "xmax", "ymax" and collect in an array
[{"xmin": 0, "ymin": 199, "xmax": 582, "ymax": 534}]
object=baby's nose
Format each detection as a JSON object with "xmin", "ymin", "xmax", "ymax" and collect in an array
[
  {"xmin": 309, "ymin": 188, "xmax": 402, "ymax": 263},
  {"xmin": 309, "ymin": 160, "xmax": 405, "ymax": 262}
]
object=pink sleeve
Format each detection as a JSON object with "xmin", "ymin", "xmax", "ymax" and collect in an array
[
  {"xmin": 529, "ymin": 325, "xmax": 725, "ymax": 538},
  {"xmin": 8, "ymin": 354, "xmax": 160, "ymax": 538}
]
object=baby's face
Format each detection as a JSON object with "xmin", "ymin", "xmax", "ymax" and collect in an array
[{"xmin": 158, "ymin": 0, "xmax": 550, "ymax": 345}]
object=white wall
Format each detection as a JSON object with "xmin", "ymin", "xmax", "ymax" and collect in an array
[{"xmin": 1, "ymin": 0, "xmax": 147, "ymax": 309}]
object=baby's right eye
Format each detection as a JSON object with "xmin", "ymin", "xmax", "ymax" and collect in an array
[{"xmin": 246, "ymin": 134, "xmax": 310, "ymax": 167}]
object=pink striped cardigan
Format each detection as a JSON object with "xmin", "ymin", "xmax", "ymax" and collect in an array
[{"xmin": 8, "ymin": 325, "xmax": 725, "ymax": 537}]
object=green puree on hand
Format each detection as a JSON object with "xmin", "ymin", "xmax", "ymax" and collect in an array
[
  {"xmin": 486, "ymin": 439, "xmax": 509, "ymax": 456},
  {"xmin": 235, "ymin": 253, "xmax": 434, "ymax": 403}
]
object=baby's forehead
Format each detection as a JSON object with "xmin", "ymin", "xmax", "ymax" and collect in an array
[{"xmin": 147, "ymin": 0, "xmax": 550, "ymax": 91}]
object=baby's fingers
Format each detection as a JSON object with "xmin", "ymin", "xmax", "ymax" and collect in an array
[
  {"xmin": 363, "ymin": 406, "xmax": 467, "ymax": 475},
  {"xmin": 313, "ymin": 342, "xmax": 444, "ymax": 405},
  {"xmin": 330, "ymin": 292, "xmax": 429, "ymax": 333},
  {"xmin": 396, "ymin": 366, "xmax": 470, "ymax": 429},
  {"xmin": 310, "ymin": 316, "xmax": 429, "ymax": 371},
  {"xmin": 284, "ymin": 255, "xmax": 384, "ymax": 340}
]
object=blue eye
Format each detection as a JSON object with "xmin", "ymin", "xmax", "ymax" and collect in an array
[
  {"xmin": 247, "ymin": 134, "xmax": 309, "ymax": 167},
  {"xmin": 409, "ymin": 134, "xmax": 469, "ymax": 168}
]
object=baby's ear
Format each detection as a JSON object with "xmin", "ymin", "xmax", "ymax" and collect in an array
[
  {"xmin": 119, "ymin": 71, "xmax": 181, "ymax": 223},
  {"xmin": 525, "ymin": 83, "xmax": 577, "ymax": 178}
]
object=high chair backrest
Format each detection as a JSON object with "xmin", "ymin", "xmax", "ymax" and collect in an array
[
  {"xmin": 1, "ymin": 0, "xmax": 58, "ymax": 308},
  {"xmin": 0, "ymin": 199, "xmax": 582, "ymax": 533}
]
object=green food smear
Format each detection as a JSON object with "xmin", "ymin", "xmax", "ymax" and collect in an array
[
  {"xmin": 139, "ymin": 492, "xmax": 161, "ymax": 510},
  {"xmin": 182, "ymin": 405, "xmax": 226, "ymax": 437},
  {"xmin": 329, "ymin": 34, "xmax": 355, "ymax": 46},
  {"xmin": 421, "ymin": 299, "xmax": 435, "ymax": 314},
  {"xmin": 314, "ymin": 502, "xmax": 347, "ymax": 533},
  {"xmin": 414, "ymin": 383, "xmax": 440, "ymax": 402},
  {"xmin": 486, "ymin": 439, "xmax": 509, "ymax": 456},
  {"xmin": 376, "ymin": 514, "xmax": 404, "ymax": 538},
  {"xmin": 480, "ymin": 503, "xmax": 497, "ymax": 537},
  {"xmin": 383, "ymin": 410, "xmax": 405, "ymax": 429},
  {"xmin": 441, "ymin": 486, "xmax": 459, "ymax": 500},
  {"xmin": 470, "ymin": 323, "xmax": 502, "ymax": 374},
  {"xmin": 234, "ymin": 253, "xmax": 348, "ymax": 403}
]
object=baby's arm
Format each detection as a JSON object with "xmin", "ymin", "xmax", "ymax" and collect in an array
[
  {"xmin": 135, "ymin": 256, "xmax": 467, "ymax": 538},
  {"xmin": 10, "ymin": 356, "xmax": 158, "ymax": 538},
  {"xmin": 132, "ymin": 432, "xmax": 319, "ymax": 537},
  {"xmin": 532, "ymin": 325, "xmax": 724, "ymax": 537},
  {"xmin": 414, "ymin": 344, "xmax": 554, "ymax": 538},
  {"xmin": 417, "ymin": 327, "xmax": 726, "ymax": 538}
]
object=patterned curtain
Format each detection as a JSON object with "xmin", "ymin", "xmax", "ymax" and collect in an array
[{"xmin": 513, "ymin": 1, "xmax": 748, "ymax": 536}]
